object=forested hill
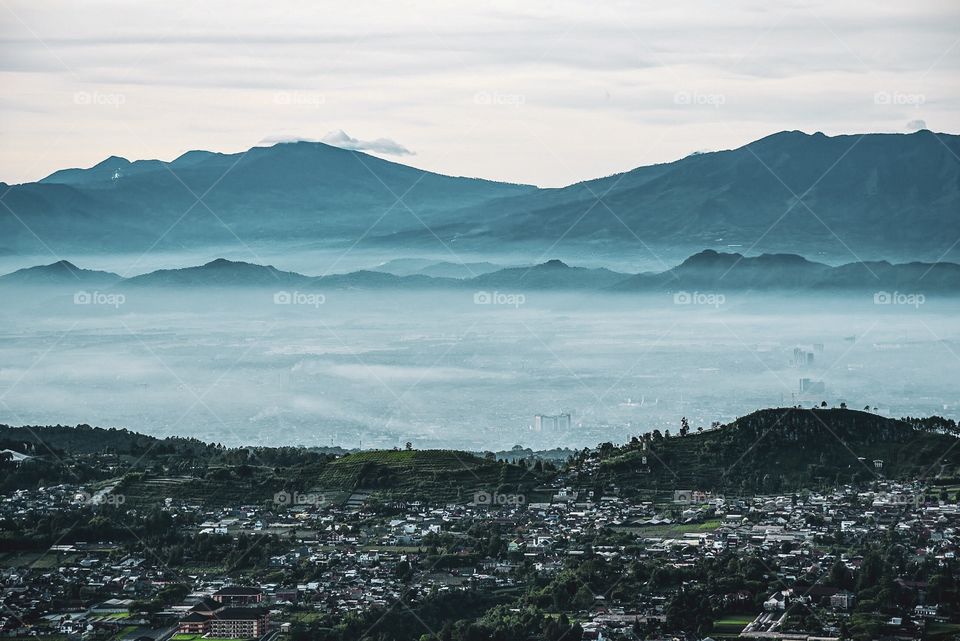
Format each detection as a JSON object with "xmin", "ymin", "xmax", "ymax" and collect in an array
[
  {"xmin": 588, "ymin": 408, "xmax": 960, "ymax": 495},
  {"xmin": 4, "ymin": 408, "xmax": 959, "ymax": 503}
]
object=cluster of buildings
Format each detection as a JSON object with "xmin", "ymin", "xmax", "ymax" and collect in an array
[
  {"xmin": 176, "ymin": 587, "xmax": 268, "ymax": 638},
  {"xmin": 533, "ymin": 413, "xmax": 573, "ymax": 432},
  {"xmin": 3, "ymin": 468, "xmax": 960, "ymax": 640}
]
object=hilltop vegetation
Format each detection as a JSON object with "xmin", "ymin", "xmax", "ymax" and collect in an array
[
  {"xmin": 4, "ymin": 408, "xmax": 958, "ymax": 505},
  {"xmin": 310, "ymin": 449, "xmax": 543, "ymax": 503},
  {"xmin": 584, "ymin": 408, "xmax": 960, "ymax": 495},
  {"xmin": 0, "ymin": 423, "xmax": 541, "ymax": 505}
]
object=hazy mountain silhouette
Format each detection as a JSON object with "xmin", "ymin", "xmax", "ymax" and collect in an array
[
  {"xmin": 2, "ymin": 131, "xmax": 957, "ymax": 261},
  {"xmin": 5, "ymin": 250, "xmax": 958, "ymax": 293},
  {"xmin": 2, "ymin": 141, "xmax": 535, "ymax": 254},
  {"xmin": 122, "ymin": 258, "xmax": 310, "ymax": 287},
  {"xmin": 0, "ymin": 260, "xmax": 121, "ymax": 287},
  {"xmin": 425, "ymin": 130, "xmax": 960, "ymax": 259}
]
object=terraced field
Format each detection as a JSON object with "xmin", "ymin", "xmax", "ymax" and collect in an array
[
  {"xmin": 116, "ymin": 470, "xmax": 288, "ymax": 507},
  {"xmin": 113, "ymin": 450, "xmax": 542, "ymax": 506},
  {"xmin": 310, "ymin": 450, "xmax": 542, "ymax": 503}
]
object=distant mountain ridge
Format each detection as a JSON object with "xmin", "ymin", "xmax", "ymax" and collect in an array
[
  {"xmin": 1, "ymin": 140, "xmax": 535, "ymax": 255},
  {"xmin": 1, "ymin": 260, "xmax": 122, "ymax": 287},
  {"xmin": 2, "ymin": 130, "xmax": 958, "ymax": 261},
  {"xmin": 427, "ymin": 129, "xmax": 960, "ymax": 261},
  {"xmin": 3, "ymin": 250, "xmax": 960, "ymax": 294},
  {"xmin": 123, "ymin": 258, "xmax": 310, "ymax": 287}
]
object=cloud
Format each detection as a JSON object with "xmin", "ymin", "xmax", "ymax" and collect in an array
[
  {"xmin": 320, "ymin": 129, "xmax": 415, "ymax": 156},
  {"xmin": 257, "ymin": 134, "xmax": 315, "ymax": 146},
  {"xmin": 906, "ymin": 119, "xmax": 927, "ymax": 131},
  {"xmin": 256, "ymin": 131, "xmax": 415, "ymax": 156}
]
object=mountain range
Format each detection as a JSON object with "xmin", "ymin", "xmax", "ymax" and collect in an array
[
  {"xmin": 1, "ymin": 130, "xmax": 957, "ymax": 262},
  {"xmin": 3, "ymin": 250, "xmax": 959, "ymax": 294}
]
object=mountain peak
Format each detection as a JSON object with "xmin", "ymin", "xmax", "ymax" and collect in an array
[
  {"xmin": 93, "ymin": 155, "xmax": 130, "ymax": 168},
  {"xmin": 540, "ymin": 259, "xmax": 569, "ymax": 269},
  {"xmin": 203, "ymin": 258, "xmax": 245, "ymax": 268},
  {"xmin": 678, "ymin": 249, "xmax": 742, "ymax": 268},
  {"xmin": 48, "ymin": 259, "xmax": 80, "ymax": 270},
  {"xmin": 0, "ymin": 260, "xmax": 120, "ymax": 285},
  {"xmin": 171, "ymin": 149, "xmax": 219, "ymax": 166}
]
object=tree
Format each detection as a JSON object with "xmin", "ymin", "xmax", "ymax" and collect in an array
[
  {"xmin": 572, "ymin": 585, "xmax": 594, "ymax": 610},
  {"xmin": 829, "ymin": 559, "xmax": 853, "ymax": 590}
]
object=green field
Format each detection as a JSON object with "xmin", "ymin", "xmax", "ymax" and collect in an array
[
  {"xmin": 926, "ymin": 623, "xmax": 960, "ymax": 641},
  {"xmin": 0, "ymin": 551, "xmax": 81, "ymax": 569},
  {"xmin": 614, "ymin": 519, "xmax": 722, "ymax": 538},
  {"xmin": 288, "ymin": 612, "xmax": 324, "ymax": 623},
  {"xmin": 712, "ymin": 615, "xmax": 755, "ymax": 638}
]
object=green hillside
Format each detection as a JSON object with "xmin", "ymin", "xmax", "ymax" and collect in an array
[
  {"xmin": 106, "ymin": 450, "xmax": 541, "ymax": 507},
  {"xmin": 6, "ymin": 409, "xmax": 958, "ymax": 506},
  {"xmin": 589, "ymin": 408, "xmax": 960, "ymax": 495},
  {"xmin": 310, "ymin": 449, "xmax": 542, "ymax": 503}
]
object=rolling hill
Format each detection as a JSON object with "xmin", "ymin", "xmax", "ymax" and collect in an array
[
  {"xmin": 4, "ymin": 409, "xmax": 958, "ymax": 506},
  {"xmin": 589, "ymin": 408, "xmax": 960, "ymax": 495},
  {"xmin": 308, "ymin": 449, "xmax": 542, "ymax": 504}
]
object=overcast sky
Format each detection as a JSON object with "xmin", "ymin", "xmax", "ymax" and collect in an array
[{"xmin": 1, "ymin": 0, "xmax": 958, "ymax": 187}]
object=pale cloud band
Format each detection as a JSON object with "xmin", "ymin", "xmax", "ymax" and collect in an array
[
  {"xmin": 319, "ymin": 130, "xmax": 414, "ymax": 156},
  {"xmin": 258, "ymin": 131, "xmax": 414, "ymax": 156}
]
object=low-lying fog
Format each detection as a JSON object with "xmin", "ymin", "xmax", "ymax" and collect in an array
[{"xmin": 2, "ymin": 280, "xmax": 957, "ymax": 452}]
